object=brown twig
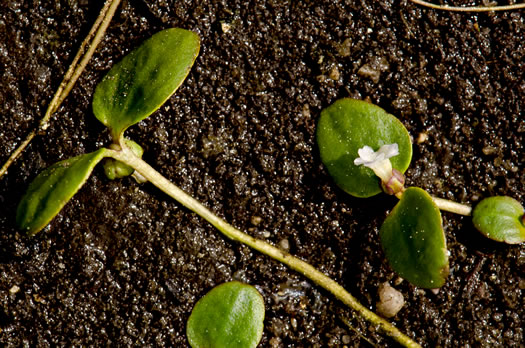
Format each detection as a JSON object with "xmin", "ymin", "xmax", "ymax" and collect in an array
[
  {"xmin": 409, "ymin": 0, "xmax": 525, "ymax": 12},
  {"xmin": 0, "ymin": 0, "xmax": 122, "ymax": 179}
]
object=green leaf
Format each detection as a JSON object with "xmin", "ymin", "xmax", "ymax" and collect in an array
[
  {"xmin": 16, "ymin": 149, "xmax": 108, "ymax": 236},
  {"xmin": 380, "ymin": 187, "xmax": 449, "ymax": 288},
  {"xmin": 317, "ymin": 98, "xmax": 412, "ymax": 198},
  {"xmin": 472, "ymin": 196, "xmax": 525, "ymax": 244},
  {"xmin": 93, "ymin": 28, "xmax": 200, "ymax": 139},
  {"xmin": 187, "ymin": 281, "xmax": 265, "ymax": 348}
]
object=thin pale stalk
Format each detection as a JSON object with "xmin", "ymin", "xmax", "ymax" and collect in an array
[
  {"xmin": 431, "ymin": 196, "xmax": 472, "ymax": 216},
  {"xmin": 0, "ymin": 0, "xmax": 121, "ymax": 179},
  {"xmin": 409, "ymin": 0, "xmax": 525, "ymax": 12},
  {"xmin": 108, "ymin": 148, "xmax": 421, "ymax": 348}
]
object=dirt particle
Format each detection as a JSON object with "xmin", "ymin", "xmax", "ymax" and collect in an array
[
  {"xmin": 329, "ymin": 66, "xmax": 340, "ymax": 81},
  {"xmin": 279, "ymin": 238, "xmax": 290, "ymax": 251},
  {"xmin": 251, "ymin": 215, "xmax": 263, "ymax": 226},
  {"xmin": 417, "ymin": 132, "xmax": 428, "ymax": 144},
  {"xmin": 358, "ymin": 64, "xmax": 381, "ymax": 83},
  {"xmin": 9, "ymin": 285, "xmax": 20, "ymax": 294}
]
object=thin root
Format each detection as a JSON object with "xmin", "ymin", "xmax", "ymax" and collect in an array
[
  {"xmin": 409, "ymin": 0, "xmax": 525, "ymax": 12},
  {"xmin": 0, "ymin": 0, "xmax": 122, "ymax": 179}
]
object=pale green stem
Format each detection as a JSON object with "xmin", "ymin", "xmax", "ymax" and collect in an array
[
  {"xmin": 0, "ymin": 0, "xmax": 121, "ymax": 179},
  {"xmin": 108, "ymin": 147, "xmax": 421, "ymax": 348},
  {"xmin": 431, "ymin": 196, "xmax": 472, "ymax": 216},
  {"xmin": 409, "ymin": 0, "xmax": 525, "ymax": 12},
  {"xmin": 393, "ymin": 187, "xmax": 472, "ymax": 216}
]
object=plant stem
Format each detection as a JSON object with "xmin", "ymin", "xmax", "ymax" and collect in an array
[
  {"xmin": 431, "ymin": 196, "xmax": 472, "ymax": 216},
  {"xmin": 409, "ymin": 0, "xmax": 525, "ymax": 12},
  {"xmin": 0, "ymin": 0, "xmax": 121, "ymax": 179},
  {"xmin": 108, "ymin": 148, "xmax": 421, "ymax": 348},
  {"xmin": 394, "ymin": 187, "xmax": 472, "ymax": 216}
]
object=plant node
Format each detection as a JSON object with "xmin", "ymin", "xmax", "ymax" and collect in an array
[
  {"xmin": 103, "ymin": 139, "xmax": 144, "ymax": 180},
  {"xmin": 382, "ymin": 169, "xmax": 406, "ymax": 197}
]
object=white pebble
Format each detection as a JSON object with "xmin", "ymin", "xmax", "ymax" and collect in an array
[{"xmin": 376, "ymin": 282, "xmax": 404, "ymax": 318}]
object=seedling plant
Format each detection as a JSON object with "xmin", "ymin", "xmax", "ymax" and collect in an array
[
  {"xmin": 16, "ymin": 29, "xmax": 421, "ymax": 347},
  {"xmin": 17, "ymin": 27, "xmax": 524, "ymax": 347},
  {"xmin": 317, "ymin": 98, "xmax": 525, "ymax": 288}
]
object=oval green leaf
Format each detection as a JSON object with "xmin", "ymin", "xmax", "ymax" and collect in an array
[
  {"xmin": 93, "ymin": 28, "xmax": 200, "ymax": 139},
  {"xmin": 472, "ymin": 196, "xmax": 525, "ymax": 244},
  {"xmin": 187, "ymin": 281, "xmax": 265, "ymax": 348},
  {"xmin": 16, "ymin": 149, "xmax": 108, "ymax": 236},
  {"xmin": 317, "ymin": 98, "xmax": 412, "ymax": 198},
  {"xmin": 380, "ymin": 187, "xmax": 449, "ymax": 288}
]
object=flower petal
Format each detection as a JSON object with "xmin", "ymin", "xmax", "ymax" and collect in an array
[
  {"xmin": 377, "ymin": 143, "xmax": 399, "ymax": 159},
  {"xmin": 354, "ymin": 146, "xmax": 376, "ymax": 165}
]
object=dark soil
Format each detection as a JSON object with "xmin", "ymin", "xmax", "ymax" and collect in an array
[{"xmin": 1, "ymin": 0, "xmax": 523, "ymax": 346}]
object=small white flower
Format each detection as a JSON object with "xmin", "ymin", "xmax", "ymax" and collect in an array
[
  {"xmin": 354, "ymin": 143, "xmax": 399, "ymax": 184},
  {"xmin": 354, "ymin": 144, "xmax": 399, "ymax": 166}
]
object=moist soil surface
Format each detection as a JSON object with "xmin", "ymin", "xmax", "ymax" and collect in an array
[{"xmin": 0, "ymin": 1, "xmax": 524, "ymax": 347}]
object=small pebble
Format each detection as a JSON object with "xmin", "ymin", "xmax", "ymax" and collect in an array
[
  {"xmin": 302, "ymin": 104, "xmax": 311, "ymax": 118},
  {"xmin": 279, "ymin": 239, "xmax": 290, "ymax": 251},
  {"xmin": 220, "ymin": 21, "xmax": 232, "ymax": 33},
  {"xmin": 329, "ymin": 66, "xmax": 340, "ymax": 81},
  {"xmin": 417, "ymin": 132, "xmax": 428, "ymax": 144},
  {"xmin": 482, "ymin": 146, "xmax": 497, "ymax": 155},
  {"xmin": 430, "ymin": 288, "xmax": 440, "ymax": 295},
  {"xmin": 338, "ymin": 38, "xmax": 352, "ymax": 57},
  {"xmin": 342, "ymin": 335, "xmax": 351, "ymax": 344},
  {"xmin": 357, "ymin": 64, "xmax": 381, "ymax": 83},
  {"xmin": 251, "ymin": 215, "xmax": 262, "ymax": 226},
  {"xmin": 376, "ymin": 282, "xmax": 404, "ymax": 318}
]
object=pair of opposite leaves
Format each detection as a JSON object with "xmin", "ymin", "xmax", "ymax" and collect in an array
[
  {"xmin": 317, "ymin": 98, "xmax": 525, "ymax": 289},
  {"xmin": 17, "ymin": 28, "xmax": 200, "ymax": 235}
]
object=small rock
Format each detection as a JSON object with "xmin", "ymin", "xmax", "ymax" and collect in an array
[
  {"xmin": 417, "ymin": 132, "xmax": 428, "ymax": 144},
  {"xmin": 376, "ymin": 282, "xmax": 404, "ymax": 318},
  {"xmin": 342, "ymin": 334, "xmax": 351, "ymax": 344},
  {"xmin": 357, "ymin": 56, "xmax": 389, "ymax": 83},
  {"xmin": 482, "ymin": 146, "xmax": 497, "ymax": 155},
  {"xmin": 357, "ymin": 64, "xmax": 380, "ymax": 83},
  {"xmin": 9, "ymin": 285, "xmax": 20, "ymax": 294},
  {"xmin": 338, "ymin": 38, "xmax": 352, "ymax": 57},
  {"xmin": 329, "ymin": 66, "xmax": 340, "ymax": 81},
  {"xmin": 251, "ymin": 215, "xmax": 263, "ymax": 226},
  {"xmin": 220, "ymin": 21, "xmax": 232, "ymax": 34},
  {"xmin": 302, "ymin": 104, "xmax": 311, "ymax": 118},
  {"xmin": 279, "ymin": 239, "xmax": 290, "ymax": 251}
]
